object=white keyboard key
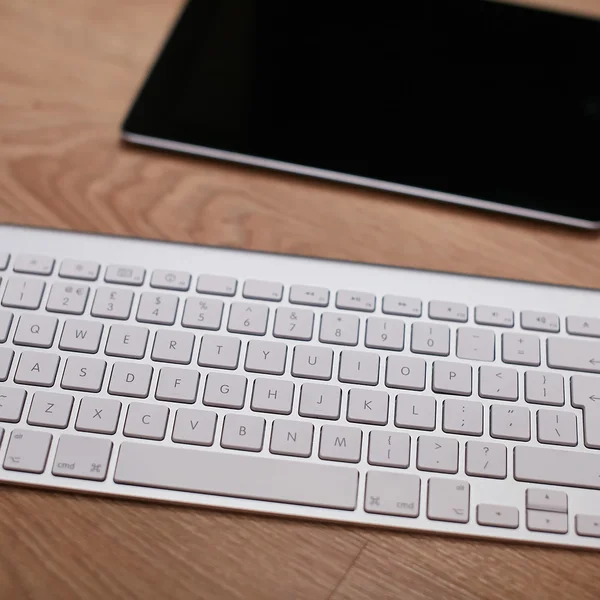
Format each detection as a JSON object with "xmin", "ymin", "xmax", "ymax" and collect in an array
[
  {"xmin": 479, "ymin": 366, "xmax": 518, "ymax": 401},
  {"xmin": 52, "ymin": 434, "xmax": 112, "ymax": 481},
  {"xmin": 150, "ymin": 269, "xmax": 191, "ymax": 291},
  {"xmin": 515, "ymin": 445, "xmax": 600, "ymax": 489},
  {"xmin": 432, "ymin": 361, "xmax": 472, "ymax": 396},
  {"xmin": 525, "ymin": 371, "xmax": 564, "ymax": 406},
  {"xmin": 151, "ymin": 330, "xmax": 195, "ymax": 364},
  {"xmin": 221, "ymin": 414, "xmax": 265, "ymax": 452},
  {"xmin": 0, "ymin": 387, "xmax": 26, "ymax": 422},
  {"xmin": 346, "ymin": 389, "xmax": 388, "ymax": 425},
  {"xmin": 46, "ymin": 283, "xmax": 89, "ymax": 315},
  {"xmin": 428, "ymin": 300, "xmax": 468, "ymax": 323},
  {"xmin": 319, "ymin": 425, "xmax": 362, "ymax": 463},
  {"xmin": 521, "ymin": 310, "xmax": 560, "ymax": 333},
  {"xmin": 104, "ymin": 265, "xmax": 145, "ymax": 286},
  {"xmin": 27, "ymin": 392, "xmax": 73, "ymax": 428},
  {"xmin": 75, "ymin": 397, "xmax": 121, "ymax": 434},
  {"xmin": 427, "ymin": 478, "xmax": 470, "ymax": 523},
  {"xmin": 13, "ymin": 314, "xmax": 58, "ymax": 348},
  {"xmin": 244, "ymin": 340, "xmax": 287, "ymax": 375},
  {"xmin": 123, "ymin": 402, "xmax": 168, "ymax": 440},
  {"xmin": 108, "ymin": 362, "xmax": 153, "ymax": 398},
  {"xmin": 59, "ymin": 319, "xmax": 103, "ymax": 354},
  {"xmin": 291, "ymin": 345, "xmax": 333, "ymax": 380},
  {"xmin": 490, "ymin": 404, "xmax": 530, "ymax": 441},
  {"xmin": 417, "ymin": 436, "xmax": 458, "ymax": 474},
  {"xmin": 251, "ymin": 378, "xmax": 294, "ymax": 414},
  {"xmin": 537, "ymin": 409, "xmax": 577, "ymax": 446},
  {"xmin": 336, "ymin": 290, "xmax": 375, "ymax": 312},
  {"xmin": 155, "ymin": 367, "xmax": 199, "ymax": 403},
  {"xmin": 289, "ymin": 285, "xmax": 329, "ymax": 307},
  {"xmin": 196, "ymin": 274, "xmax": 237, "ymax": 296},
  {"xmin": 197, "ymin": 334, "xmax": 240, "ymax": 369},
  {"xmin": 566, "ymin": 316, "xmax": 600, "ymax": 338},
  {"xmin": 477, "ymin": 505, "xmax": 519, "ymax": 529},
  {"xmin": 526, "ymin": 488, "xmax": 568, "ymax": 513},
  {"xmin": 2, "ymin": 277, "xmax": 45, "ymax": 309},
  {"xmin": 474, "ymin": 306, "xmax": 514, "ymax": 328},
  {"xmin": 385, "ymin": 356, "xmax": 426, "ymax": 391},
  {"xmin": 456, "ymin": 327, "xmax": 495, "ymax": 362},
  {"xmin": 59, "ymin": 259, "xmax": 100, "ymax": 281},
  {"xmin": 203, "ymin": 372, "xmax": 247, "ymax": 409},
  {"xmin": 338, "ymin": 351, "xmax": 379, "ymax": 385},
  {"xmin": 114, "ymin": 442, "xmax": 358, "ymax": 510},
  {"xmin": 3, "ymin": 429, "xmax": 52, "ymax": 473},
  {"xmin": 14, "ymin": 351, "xmax": 60, "ymax": 387},
  {"xmin": 91, "ymin": 287, "xmax": 134, "ymax": 320},
  {"xmin": 571, "ymin": 375, "xmax": 600, "ymax": 449},
  {"xmin": 61, "ymin": 356, "xmax": 106, "ymax": 392},
  {"xmin": 527, "ymin": 511, "xmax": 568, "ymax": 534},
  {"xmin": 227, "ymin": 302, "xmax": 269, "ymax": 336},
  {"xmin": 0, "ymin": 253, "xmax": 9, "ymax": 270},
  {"xmin": 0, "ymin": 310, "xmax": 12, "ymax": 343},
  {"xmin": 136, "ymin": 292, "xmax": 179, "ymax": 325},
  {"xmin": 365, "ymin": 317, "xmax": 404, "ymax": 351},
  {"xmin": 502, "ymin": 332, "xmax": 540, "ymax": 366},
  {"xmin": 411, "ymin": 322, "xmax": 450, "ymax": 356},
  {"xmin": 365, "ymin": 471, "xmax": 420, "ymax": 517},
  {"xmin": 576, "ymin": 515, "xmax": 600, "ymax": 538},
  {"xmin": 443, "ymin": 399, "xmax": 483, "ymax": 436},
  {"xmin": 298, "ymin": 383, "xmax": 341, "ymax": 419},
  {"xmin": 243, "ymin": 279, "xmax": 283, "ymax": 302},
  {"xmin": 13, "ymin": 254, "xmax": 54, "ymax": 275},
  {"xmin": 547, "ymin": 337, "xmax": 600, "ymax": 373},
  {"xmin": 0, "ymin": 348, "xmax": 13, "ymax": 382},
  {"xmin": 368, "ymin": 431, "xmax": 410, "ymax": 468},
  {"xmin": 273, "ymin": 307, "xmax": 314, "ymax": 341},
  {"xmin": 172, "ymin": 409, "xmax": 217, "ymax": 446},
  {"xmin": 105, "ymin": 325, "xmax": 149, "ymax": 359},
  {"xmin": 465, "ymin": 441, "xmax": 507, "ymax": 479},
  {"xmin": 319, "ymin": 312, "xmax": 359, "ymax": 346},
  {"xmin": 269, "ymin": 419, "xmax": 314, "ymax": 457},
  {"xmin": 395, "ymin": 394, "xmax": 436, "ymax": 431},
  {"xmin": 181, "ymin": 297, "xmax": 224, "ymax": 331},
  {"xmin": 382, "ymin": 295, "xmax": 422, "ymax": 318}
]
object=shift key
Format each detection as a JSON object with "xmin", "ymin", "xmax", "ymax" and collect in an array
[
  {"xmin": 515, "ymin": 446, "xmax": 600, "ymax": 490},
  {"xmin": 114, "ymin": 442, "xmax": 358, "ymax": 510}
]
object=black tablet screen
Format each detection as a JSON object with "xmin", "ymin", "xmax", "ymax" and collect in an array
[{"xmin": 124, "ymin": 0, "xmax": 600, "ymax": 223}]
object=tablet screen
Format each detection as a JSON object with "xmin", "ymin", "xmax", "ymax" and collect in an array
[{"xmin": 123, "ymin": 0, "xmax": 600, "ymax": 225}]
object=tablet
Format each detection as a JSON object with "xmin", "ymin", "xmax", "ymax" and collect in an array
[{"xmin": 122, "ymin": 0, "xmax": 600, "ymax": 229}]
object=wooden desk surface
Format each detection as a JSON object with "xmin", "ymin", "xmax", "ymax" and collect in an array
[{"xmin": 1, "ymin": 1, "xmax": 600, "ymax": 598}]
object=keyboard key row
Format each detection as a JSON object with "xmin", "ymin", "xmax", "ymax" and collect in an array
[
  {"xmin": 0, "ymin": 365, "xmax": 580, "ymax": 450},
  {"xmin": 4, "ymin": 423, "xmax": 600, "ymax": 534},
  {"xmin": 0, "ymin": 336, "xmax": 577, "ymax": 410}
]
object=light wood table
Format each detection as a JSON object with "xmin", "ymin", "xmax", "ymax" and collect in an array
[{"xmin": 1, "ymin": 1, "xmax": 600, "ymax": 598}]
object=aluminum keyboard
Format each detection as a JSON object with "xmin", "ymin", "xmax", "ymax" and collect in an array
[{"xmin": 1, "ymin": 224, "xmax": 600, "ymax": 550}]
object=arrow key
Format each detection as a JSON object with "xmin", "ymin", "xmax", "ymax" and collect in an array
[
  {"xmin": 526, "ymin": 488, "xmax": 568, "ymax": 513},
  {"xmin": 477, "ymin": 504, "xmax": 519, "ymax": 529},
  {"xmin": 576, "ymin": 514, "xmax": 600, "ymax": 538},
  {"xmin": 526, "ymin": 510, "xmax": 568, "ymax": 534}
]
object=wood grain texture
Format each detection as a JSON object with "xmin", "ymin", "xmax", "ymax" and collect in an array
[{"xmin": 1, "ymin": 0, "xmax": 600, "ymax": 598}]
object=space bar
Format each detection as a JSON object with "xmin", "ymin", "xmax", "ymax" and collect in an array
[{"xmin": 114, "ymin": 442, "xmax": 359, "ymax": 510}]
